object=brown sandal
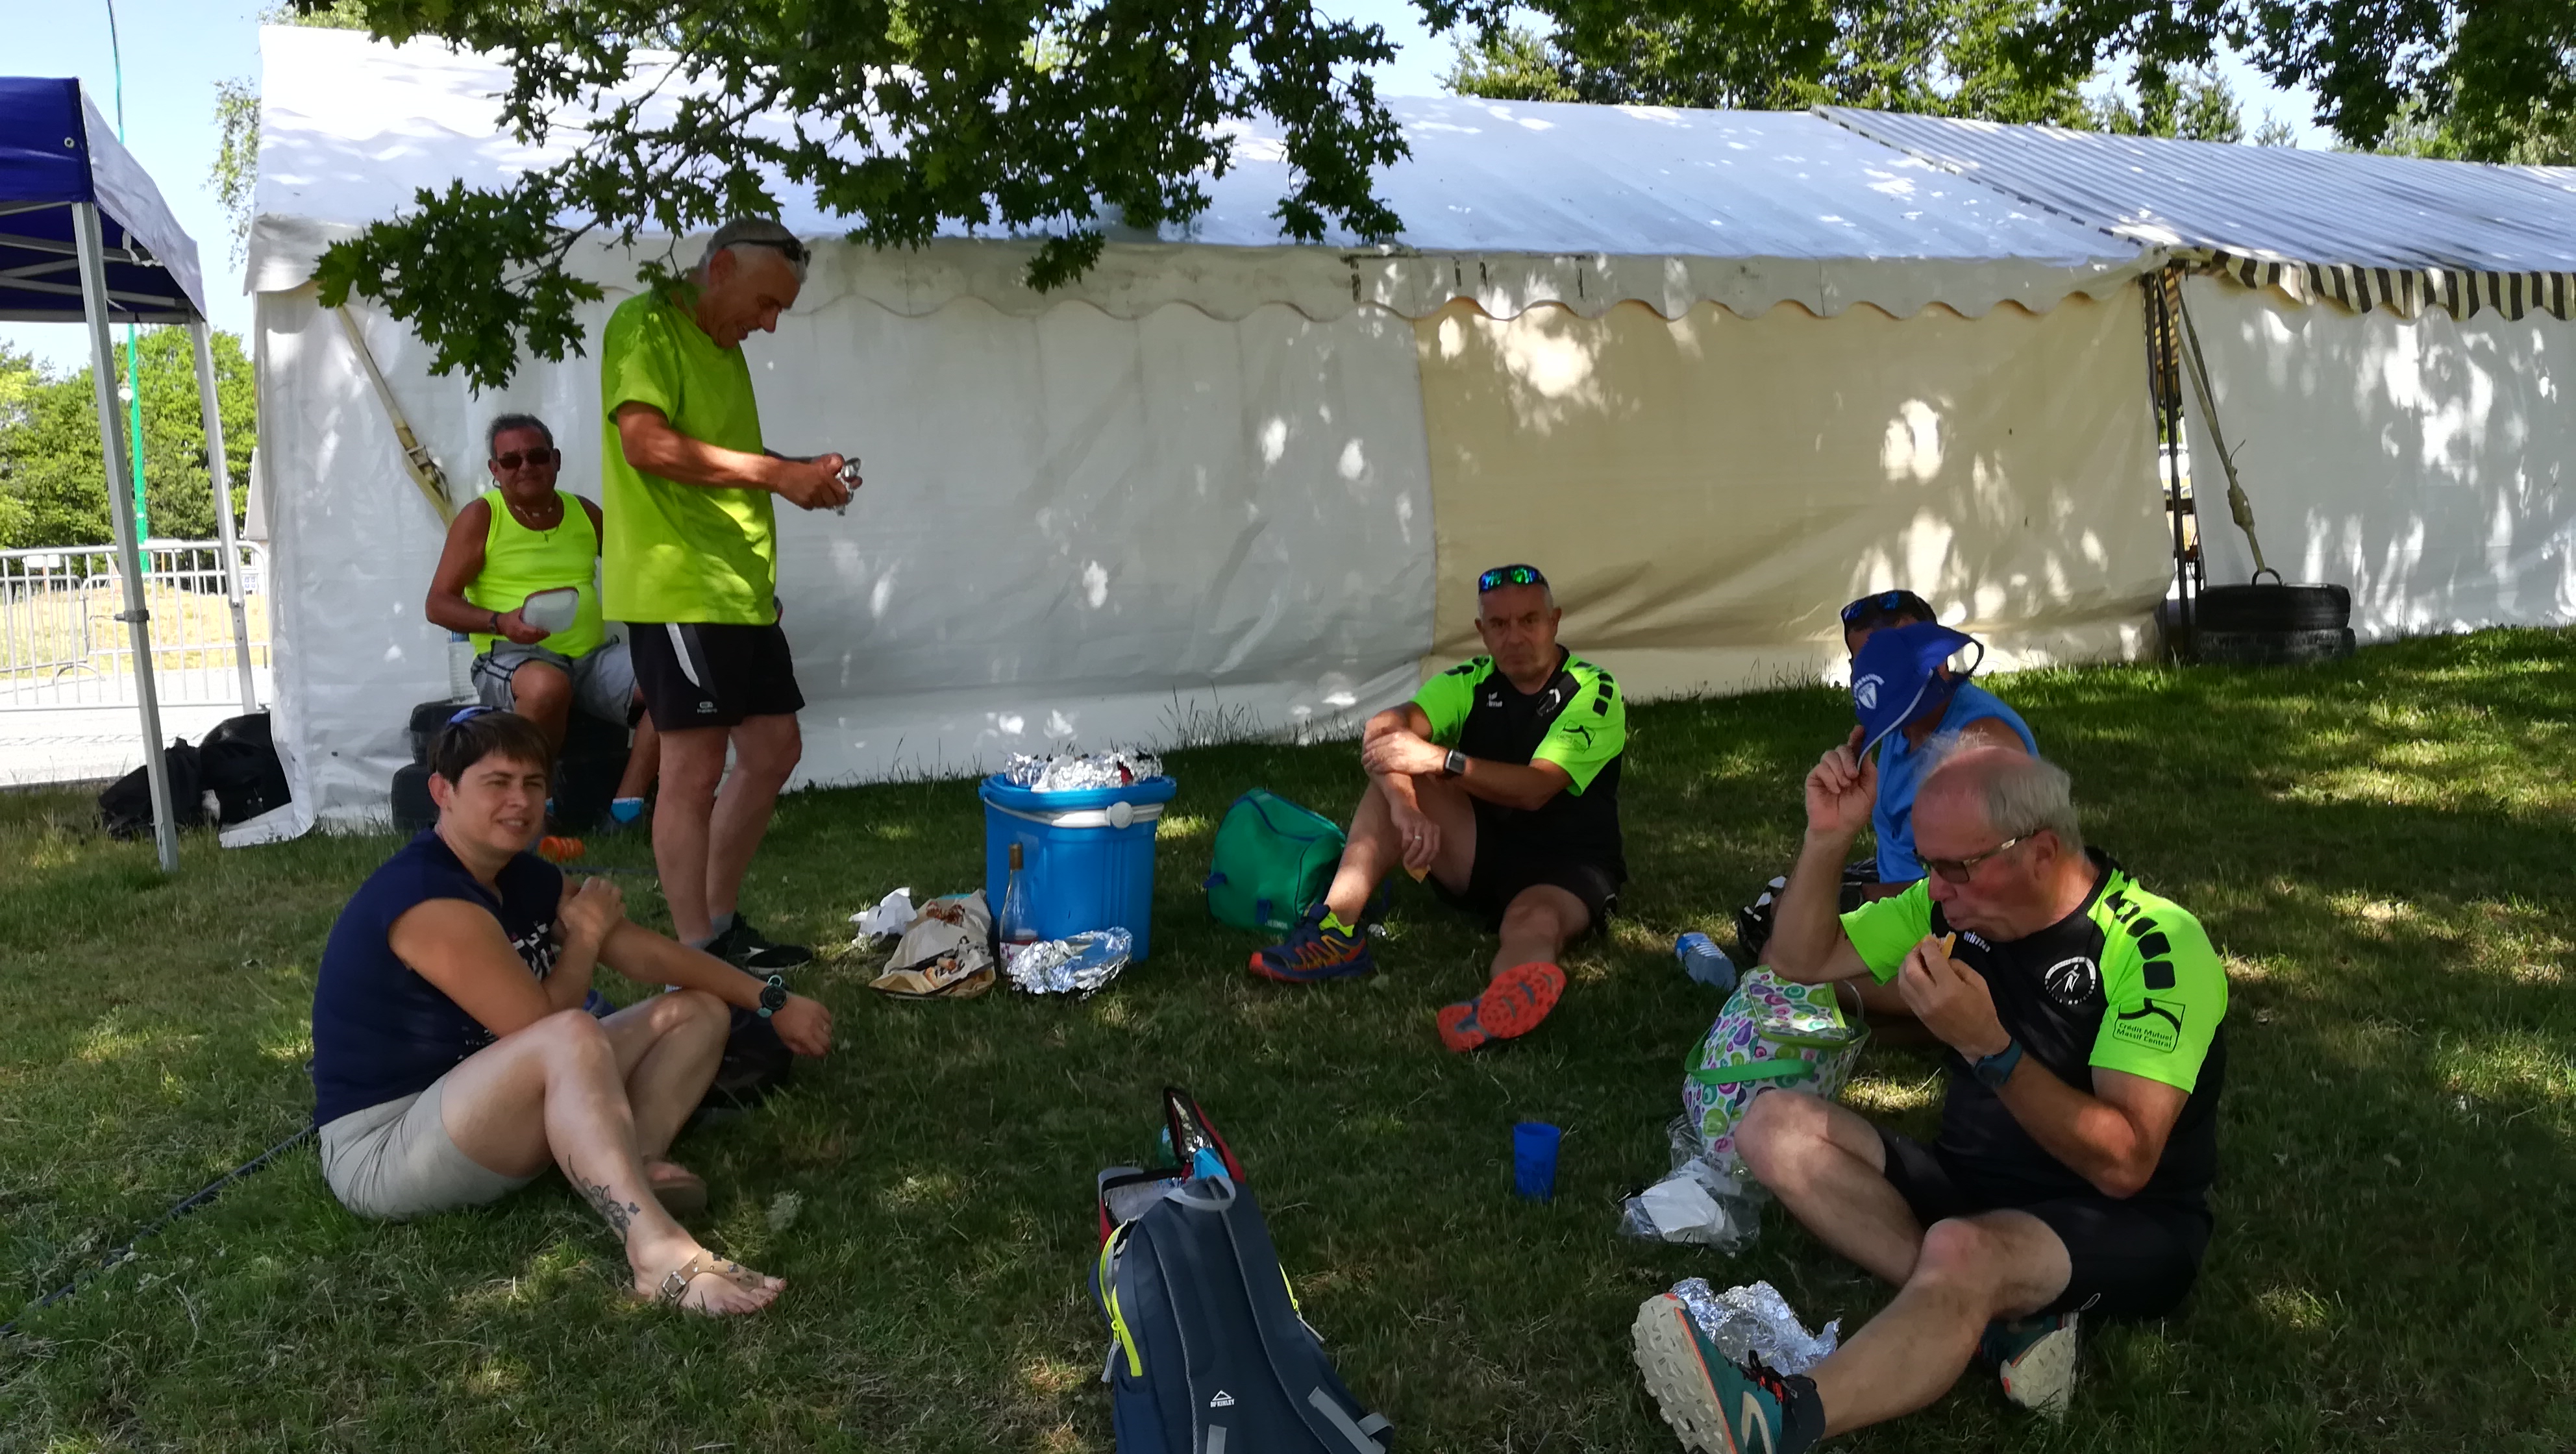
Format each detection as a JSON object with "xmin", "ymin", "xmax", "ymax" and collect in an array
[
  {"xmin": 646, "ymin": 1161, "xmax": 709, "ymax": 1218},
  {"xmin": 652, "ymin": 1251, "xmax": 773, "ymax": 1312}
]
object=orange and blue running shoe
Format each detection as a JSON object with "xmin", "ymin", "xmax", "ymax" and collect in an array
[
  {"xmin": 1435, "ymin": 961, "xmax": 1567, "ymax": 1052},
  {"xmin": 1250, "ymin": 904, "xmax": 1376, "ymax": 983}
]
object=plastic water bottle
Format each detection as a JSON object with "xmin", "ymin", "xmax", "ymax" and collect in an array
[
  {"xmin": 446, "ymin": 631, "xmax": 474, "ymax": 701},
  {"xmin": 1676, "ymin": 931, "xmax": 1738, "ymax": 992}
]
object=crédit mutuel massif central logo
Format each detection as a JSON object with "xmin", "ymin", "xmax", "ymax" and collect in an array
[{"xmin": 1852, "ymin": 674, "xmax": 1884, "ymax": 711}]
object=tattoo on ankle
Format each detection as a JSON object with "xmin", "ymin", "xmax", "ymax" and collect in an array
[{"xmin": 575, "ymin": 1174, "xmax": 641, "ymax": 1235}]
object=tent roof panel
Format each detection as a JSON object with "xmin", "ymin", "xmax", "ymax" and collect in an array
[
  {"xmin": 0, "ymin": 77, "xmax": 208, "ymax": 322},
  {"xmin": 249, "ymin": 27, "xmax": 2145, "ymax": 322},
  {"xmin": 1826, "ymin": 107, "xmax": 2576, "ymax": 277}
]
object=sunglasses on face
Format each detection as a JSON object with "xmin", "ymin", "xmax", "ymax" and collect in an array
[
  {"xmin": 1478, "ymin": 563, "xmax": 1548, "ymax": 593},
  {"xmin": 1922, "ymin": 833, "xmax": 2029, "ymax": 884},
  {"xmin": 491, "ymin": 449, "xmax": 559, "ymax": 470},
  {"xmin": 1841, "ymin": 589, "xmax": 1934, "ymax": 627}
]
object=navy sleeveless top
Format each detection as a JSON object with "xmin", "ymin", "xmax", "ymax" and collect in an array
[{"xmin": 310, "ymin": 831, "xmax": 564, "ymax": 1126}]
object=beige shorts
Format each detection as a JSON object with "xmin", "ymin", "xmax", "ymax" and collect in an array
[{"xmin": 317, "ymin": 1076, "xmax": 541, "ymax": 1220}]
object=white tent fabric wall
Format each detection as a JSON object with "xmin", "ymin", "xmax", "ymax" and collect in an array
[
  {"xmin": 247, "ymin": 28, "xmax": 2183, "ymax": 827},
  {"xmin": 2182, "ymin": 275, "xmax": 2576, "ymax": 639},
  {"xmin": 256, "ymin": 277, "xmax": 1434, "ymax": 828}
]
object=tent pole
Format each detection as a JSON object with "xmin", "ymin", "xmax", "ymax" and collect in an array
[
  {"xmin": 74, "ymin": 203, "xmax": 180, "ymax": 874},
  {"xmin": 188, "ymin": 320, "xmax": 259, "ymax": 711}
]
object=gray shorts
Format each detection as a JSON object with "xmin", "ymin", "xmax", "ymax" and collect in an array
[
  {"xmin": 471, "ymin": 639, "xmax": 638, "ymax": 726},
  {"xmin": 317, "ymin": 1076, "xmax": 541, "ymax": 1220}
]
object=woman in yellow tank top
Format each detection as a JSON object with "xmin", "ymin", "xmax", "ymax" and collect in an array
[{"xmin": 425, "ymin": 415, "xmax": 660, "ymax": 822}]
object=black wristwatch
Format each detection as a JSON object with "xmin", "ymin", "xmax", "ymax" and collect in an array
[
  {"xmin": 1972, "ymin": 1038, "xmax": 2024, "ymax": 1089},
  {"xmin": 1443, "ymin": 748, "xmax": 1468, "ymax": 779},
  {"xmin": 755, "ymin": 974, "xmax": 788, "ymax": 1019}
]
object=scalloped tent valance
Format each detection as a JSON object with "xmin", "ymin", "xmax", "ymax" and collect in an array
[{"xmin": 247, "ymin": 27, "xmax": 2150, "ymax": 324}]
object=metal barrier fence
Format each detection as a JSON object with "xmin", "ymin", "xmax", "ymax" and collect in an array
[{"xmin": 0, "ymin": 541, "xmax": 268, "ymax": 710}]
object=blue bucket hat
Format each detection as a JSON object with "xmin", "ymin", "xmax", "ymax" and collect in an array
[{"xmin": 1851, "ymin": 621, "xmax": 1983, "ymax": 756}]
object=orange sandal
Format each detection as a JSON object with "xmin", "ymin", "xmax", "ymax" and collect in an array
[{"xmin": 1436, "ymin": 961, "xmax": 1567, "ymax": 1052}]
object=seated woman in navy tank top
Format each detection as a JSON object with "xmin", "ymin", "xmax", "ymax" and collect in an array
[{"xmin": 308, "ymin": 709, "xmax": 834, "ymax": 1315}]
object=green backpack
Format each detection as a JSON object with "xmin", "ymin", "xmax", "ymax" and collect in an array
[{"xmin": 1204, "ymin": 790, "xmax": 1347, "ymax": 933}]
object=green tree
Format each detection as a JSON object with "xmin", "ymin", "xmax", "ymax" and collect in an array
[
  {"xmin": 0, "ymin": 331, "xmax": 256, "ymax": 550},
  {"xmin": 2087, "ymin": 63, "xmax": 2246, "ymax": 142},
  {"xmin": 1445, "ymin": 3, "xmax": 2090, "ymax": 121},
  {"xmin": 301, "ymin": 0, "xmax": 1438, "ymax": 390},
  {"xmin": 2006, "ymin": 0, "xmax": 2573, "ymax": 158}
]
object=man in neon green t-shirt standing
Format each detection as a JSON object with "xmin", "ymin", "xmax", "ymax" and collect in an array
[{"xmin": 601, "ymin": 217, "xmax": 856, "ymax": 970}]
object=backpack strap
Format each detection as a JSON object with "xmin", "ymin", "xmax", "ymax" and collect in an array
[{"xmin": 1306, "ymin": 1388, "xmax": 1390, "ymax": 1453}]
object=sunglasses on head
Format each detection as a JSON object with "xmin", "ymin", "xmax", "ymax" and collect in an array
[
  {"xmin": 447, "ymin": 704, "xmax": 497, "ymax": 726},
  {"xmin": 1478, "ymin": 563, "xmax": 1548, "ymax": 593},
  {"xmin": 491, "ymin": 448, "xmax": 559, "ymax": 470},
  {"xmin": 1920, "ymin": 833, "xmax": 2031, "ymax": 883},
  {"xmin": 1840, "ymin": 589, "xmax": 1934, "ymax": 627}
]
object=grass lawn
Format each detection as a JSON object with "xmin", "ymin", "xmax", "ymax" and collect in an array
[{"xmin": 5, "ymin": 630, "xmax": 2575, "ymax": 1451}]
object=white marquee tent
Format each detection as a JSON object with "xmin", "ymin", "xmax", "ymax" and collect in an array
[
  {"xmin": 249, "ymin": 27, "xmax": 2172, "ymax": 829},
  {"xmin": 1831, "ymin": 109, "xmax": 2576, "ymax": 644}
]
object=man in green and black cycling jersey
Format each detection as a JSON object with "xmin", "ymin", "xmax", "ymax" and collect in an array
[
  {"xmin": 1251, "ymin": 563, "xmax": 1626, "ymax": 1054},
  {"xmin": 1632, "ymin": 745, "xmax": 2227, "ymax": 1451}
]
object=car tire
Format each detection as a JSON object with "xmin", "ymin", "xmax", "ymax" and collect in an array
[
  {"xmin": 2195, "ymin": 580, "xmax": 2351, "ymax": 632},
  {"xmin": 2194, "ymin": 627, "xmax": 2357, "ymax": 667}
]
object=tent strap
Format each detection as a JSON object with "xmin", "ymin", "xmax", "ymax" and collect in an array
[
  {"xmin": 2170, "ymin": 280, "xmax": 2268, "ymax": 577},
  {"xmin": 334, "ymin": 304, "xmax": 454, "ymax": 525}
]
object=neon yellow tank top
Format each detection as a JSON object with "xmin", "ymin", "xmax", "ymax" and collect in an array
[{"xmin": 464, "ymin": 487, "xmax": 606, "ymax": 658}]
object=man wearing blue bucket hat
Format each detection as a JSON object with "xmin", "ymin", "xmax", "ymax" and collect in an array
[
  {"xmin": 1735, "ymin": 594, "xmax": 2035, "ymax": 970},
  {"xmin": 1841, "ymin": 596, "xmax": 2036, "ymax": 887},
  {"xmin": 1249, "ymin": 563, "xmax": 1625, "ymax": 1054}
]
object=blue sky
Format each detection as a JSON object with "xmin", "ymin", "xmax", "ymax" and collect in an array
[{"xmin": 5, "ymin": 1, "xmax": 2327, "ymax": 373}]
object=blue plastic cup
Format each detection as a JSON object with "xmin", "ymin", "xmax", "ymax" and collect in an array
[{"xmin": 1513, "ymin": 1121, "xmax": 1563, "ymax": 1201}]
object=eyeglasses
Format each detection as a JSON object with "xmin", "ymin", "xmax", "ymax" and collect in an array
[
  {"xmin": 1478, "ymin": 563, "xmax": 1548, "ymax": 593},
  {"xmin": 491, "ymin": 449, "xmax": 559, "ymax": 470},
  {"xmin": 1840, "ymin": 589, "xmax": 1934, "ymax": 627},
  {"xmin": 1921, "ymin": 834, "xmax": 2029, "ymax": 884}
]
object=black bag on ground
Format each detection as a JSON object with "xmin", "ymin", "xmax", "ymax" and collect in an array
[
  {"xmin": 1733, "ymin": 861, "xmax": 1877, "ymax": 964},
  {"xmin": 693, "ymin": 1008, "xmax": 793, "ymax": 1118},
  {"xmin": 197, "ymin": 711, "xmax": 292, "ymax": 824},
  {"xmin": 1093, "ymin": 1089, "xmax": 1390, "ymax": 1454},
  {"xmin": 99, "ymin": 741, "xmax": 204, "ymax": 840}
]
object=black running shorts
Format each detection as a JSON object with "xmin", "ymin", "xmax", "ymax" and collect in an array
[
  {"xmin": 1875, "ymin": 1127, "xmax": 2212, "ymax": 1321},
  {"xmin": 1431, "ymin": 829, "xmax": 1621, "ymax": 934},
  {"xmin": 626, "ymin": 621, "xmax": 805, "ymax": 730}
]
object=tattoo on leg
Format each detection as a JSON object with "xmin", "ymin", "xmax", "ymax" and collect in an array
[{"xmin": 575, "ymin": 1173, "xmax": 641, "ymax": 1236}]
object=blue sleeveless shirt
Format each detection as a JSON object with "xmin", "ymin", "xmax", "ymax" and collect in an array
[
  {"xmin": 309, "ymin": 831, "xmax": 564, "ymax": 1126},
  {"xmin": 1872, "ymin": 682, "xmax": 2038, "ymax": 882}
]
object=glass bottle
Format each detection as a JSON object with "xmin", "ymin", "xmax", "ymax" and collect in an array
[{"xmin": 1000, "ymin": 841, "xmax": 1041, "ymax": 946}]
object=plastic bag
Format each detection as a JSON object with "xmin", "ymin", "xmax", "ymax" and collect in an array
[
  {"xmin": 1620, "ymin": 1116, "xmax": 1769, "ymax": 1250},
  {"xmin": 848, "ymin": 887, "xmax": 917, "ymax": 944}
]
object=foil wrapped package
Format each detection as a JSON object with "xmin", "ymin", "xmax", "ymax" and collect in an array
[
  {"xmin": 1002, "ymin": 928, "xmax": 1133, "ymax": 996},
  {"xmin": 1001, "ymin": 750, "xmax": 1165, "ymax": 793},
  {"xmin": 1668, "ymin": 1278, "xmax": 1840, "ymax": 1375}
]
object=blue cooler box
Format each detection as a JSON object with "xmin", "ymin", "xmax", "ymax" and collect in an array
[{"xmin": 980, "ymin": 774, "xmax": 1180, "ymax": 960}]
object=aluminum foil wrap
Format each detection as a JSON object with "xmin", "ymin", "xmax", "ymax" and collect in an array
[
  {"xmin": 1002, "ymin": 928, "xmax": 1133, "ymax": 996},
  {"xmin": 1002, "ymin": 750, "xmax": 1165, "ymax": 793},
  {"xmin": 1668, "ymin": 1278, "xmax": 1840, "ymax": 1375}
]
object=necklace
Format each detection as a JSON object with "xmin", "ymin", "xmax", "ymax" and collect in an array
[{"xmin": 504, "ymin": 493, "xmax": 564, "ymax": 534}]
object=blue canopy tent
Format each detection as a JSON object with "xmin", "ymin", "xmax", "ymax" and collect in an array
[{"xmin": 2, "ymin": 75, "xmax": 258, "ymax": 872}]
